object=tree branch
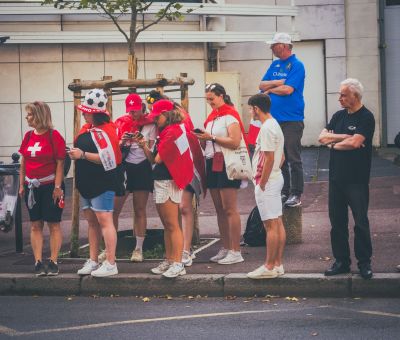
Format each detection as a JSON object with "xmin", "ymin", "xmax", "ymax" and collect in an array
[
  {"xmin": 97, "ymin": 0, "xmax": 129, "ymax": 43},
  {"xmin": 136, "ymin": 1, "xmax": 176, "ymax": 35}
]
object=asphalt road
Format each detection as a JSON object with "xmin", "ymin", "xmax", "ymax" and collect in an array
[{"xmin": 0, "ymin": 297, "xmax": 399, "ymax": 339}]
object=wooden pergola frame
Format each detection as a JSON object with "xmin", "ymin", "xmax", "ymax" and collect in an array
[{"xmin": 69, "ymin": 73, "xmax": 196, "ymax": 257}]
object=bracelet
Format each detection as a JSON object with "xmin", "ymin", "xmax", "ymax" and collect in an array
[
  {"xmin": 211, "ymin": 135, "xmax": 217, "ymax": 142},
  {"xmin": 55, "ymin": 185, "xmax": 61, "ymax": 189},
  {"xmin": 80, "ymin": 151, "xmax": 86, "ymax": 160}
]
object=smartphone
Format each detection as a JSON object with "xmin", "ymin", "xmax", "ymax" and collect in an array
[
  {"xmin": 65, "ymin": 146, "xmax": 71, "ymax": 152},
  {"xmin": 134, "ymin": 131, "xmax": 144, "ymax": 139},
  {"xmin": 125, "ymin": 132, "xmax": 134, "ymax": 138},
  {"xmin": 193, "ymin": 128, "xmax": 203, "ymax": 134}
]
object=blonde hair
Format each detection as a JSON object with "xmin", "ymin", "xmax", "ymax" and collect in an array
[
  {"xmin": 161, "ymin": 108, "xmax": 184, "ymax": 125},
  {"xmin": 25, "ymin": 101, "xmax": 54, "ymax": 130}
]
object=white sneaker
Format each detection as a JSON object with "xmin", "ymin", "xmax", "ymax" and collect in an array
[
  {"xmin": 247, "ymin": 265, "xmax": 278, "ymax": 279},
  {"xmin": 162, "ymin": 262, "xmax": 186, "ymax": 278},
  {"xmin": 151, "ymin": 260, "xmax": 170, "ymax": 275},
  {"xmin": 97, "ymin": 250, "xmax": 107, "ymax": 264},
  {"xmin": 274, "ymin": 265, "xmax": 285, "ymax": 276},
  {"xmin": 182, "ymin": 251, "xmax": 193, "ymax": 267},
  {"xmin": 130, "ymin": 249, "xmax": 143, "ymax": 262},
  {"xmin": 210, "ymin": 248, "xmax": 229, "ymax": 263},
  {"xmin": 217, "ymin": 250, "xmax": 244, "ymax": 265},
  {"xmin": 91, "ymin": 260, "xmax": 118, "ymax": 277},
  {"xmin": 77, "ymin": 259, "xmax": 99, "ymax": 275}
]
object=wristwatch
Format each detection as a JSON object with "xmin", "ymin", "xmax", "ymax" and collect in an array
[{"xmin": 211, "ymin": 135, "xmax": 217, "ymax": 142}]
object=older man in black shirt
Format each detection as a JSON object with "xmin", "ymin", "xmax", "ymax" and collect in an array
[{"xmin": 318, "ymin": 78, "xmax": 375, "ymax": 280}]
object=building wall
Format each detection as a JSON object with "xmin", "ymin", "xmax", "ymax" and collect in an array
[
  {"xmin": 0, "ymin": 0, "xmax": 383, "ymax": 164},
  {"xmin": 0, "ymin": 42, "xmax": 207, "ymax": 163},
  {"xmin": 219, "ymin": 0, "xmax": 381, "ymax": 145}
]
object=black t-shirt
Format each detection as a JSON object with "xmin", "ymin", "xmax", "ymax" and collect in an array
[
  {"xmin": 151, "ymin": 144, "xmax": 172, "ymax": 180},
  {"xmin": 326, "ymin": 106, "xmax": 375, "ymax": 184},
  {"xmin": 74, "ymin": 132, "xmax": 119, "ymax": 199}
]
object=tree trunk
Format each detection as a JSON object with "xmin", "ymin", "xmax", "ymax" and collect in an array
[{"xmin": 128, "ymin": 53, "xmax": 137, "ymax": 80}]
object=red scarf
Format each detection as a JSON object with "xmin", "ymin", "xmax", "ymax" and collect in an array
[
  {"xmin": 204, "ymin": 104, "xmax": 248, "ymax": 146},
  {"xmin": 76, "ymin": 122, "xmax": 122, "ymax": 167},
  {"xmin": 114, "ymin": 114, "xmax": 154, "ymax": 140},
  {"xmin": 158, "ymin": 123, "xmax": 194, "ymax": 190}
]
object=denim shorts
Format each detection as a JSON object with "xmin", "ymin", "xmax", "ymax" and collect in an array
[{"xmin": 81, "ymin": 191, "xmax": 115, "ymax": 212}]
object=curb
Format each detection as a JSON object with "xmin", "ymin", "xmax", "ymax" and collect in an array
[{"xmin": 0, "ymin": 273, "xmax": 399, "ymax": 297}]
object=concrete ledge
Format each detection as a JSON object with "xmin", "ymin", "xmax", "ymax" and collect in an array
[
  {"xmin": 80, "ymin": 274, "xmax": 225, "ymax": 297},
  {"xmin": 0, "ymin": 273, "xmax": 399, "ymax": 297},
  {"xmin": 0, "ymin": 274, "xmax": 81, "ymax": 296},
  {"xmin": 224, "ymin": 273, "xmax": 352, "ymax": 297},
  {"xmin": 352, "ymin": 273, "xmax": 400, "ymax": 297}
]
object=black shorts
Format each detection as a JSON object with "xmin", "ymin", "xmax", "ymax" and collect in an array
[
  {"xmin": 125, "ymin": 160, "xmax": 154, "ymax": 192},
  {"xmin": 206, "ymin": 158, "xmax": 241, "ymax": 189},
  {"xmin": 115, "ymin": 163, "xmax": 126, "ymax": 197},
  {"xmin": 24, "ymin": 182, "xmax": 64, "ymax": 222},
  {"xmin": 184, "ymin": 184, "xmax": 195, "ymax": 194}
]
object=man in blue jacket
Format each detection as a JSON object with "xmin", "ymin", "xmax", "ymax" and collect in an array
[{"xmin": 259, "ymin": 32, "xmax": 305, "ymax": 207}]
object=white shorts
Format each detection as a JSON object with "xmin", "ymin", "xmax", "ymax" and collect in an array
[
  {"xmin": 254, "ymin": 174, "xmax": 284, "ymax": 221},
  {"xmin": 154, "ymin": 180, "xmax": 183, "ymax": 204}
]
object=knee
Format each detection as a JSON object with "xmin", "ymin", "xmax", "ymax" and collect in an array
[
  {"xmin": 180, "ymin": 205, "xmax": 192, "ymax": 217},
  {"xmin": 48, "ymin": 223, "xmax": 61, "ymax": 233},
  {"xmin": 223, "ymin": 207, "xmax": 238, "ymax": 219},
  {"xmin": 31, "ymin": 222, "xmax": 43, "ymax": 233},
  {"xmin": 134, "ymin": 207, "xmax": 147, "ymax": 219}
]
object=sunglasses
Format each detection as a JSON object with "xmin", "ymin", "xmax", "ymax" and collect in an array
[{"xmin": 205, "ymin": 83, "xmax": 217, "ymax": 91}]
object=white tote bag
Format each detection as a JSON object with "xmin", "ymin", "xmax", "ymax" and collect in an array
[{"xmin": 220, "ymin": 137, "xmax": 252, "ymax": 180}]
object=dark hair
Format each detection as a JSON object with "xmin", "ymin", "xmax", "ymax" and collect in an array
[
  {"xmin": 205, "ymin": 83, "xmax": 234, "ymax": 106},
  {"xmin": 146, "ymin": 90, "xmax": 164, "ymax": 104},
  {"xmin": 92, "ymin": 113, "xmax": 110, "ymax": 126},
  {"xmin": 248, "ymin": 93, "xmax": 271, "ymax": 113}
]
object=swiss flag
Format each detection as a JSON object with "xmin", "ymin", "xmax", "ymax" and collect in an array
[
  {"xmin": 247, "ymin": 119, "xmax": 262, "ymax": 146},
  {"xmin": 158, "ymin": 123, "xmax": 194, "ymax": 189}
]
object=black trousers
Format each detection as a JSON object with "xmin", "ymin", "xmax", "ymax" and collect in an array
[
  {"xmin": 280, "ymin": 121, "xmax": 304, "ymax": 196},
  {"xmin": 328, "ymin": 181, "xmax": 372, "ymax": 267}
]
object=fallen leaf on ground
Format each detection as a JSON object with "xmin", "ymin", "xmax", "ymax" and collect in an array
[
  {"xmin": 142, "ymin": 297, "xmax": 151, "ymax": 302},
  {"xmin": 311, "ymin": 332, "xmax": 318, "ymax": 336},
  {"xmin": 285, "ymin": 297, "xmax": 299, "ymax": 302}
]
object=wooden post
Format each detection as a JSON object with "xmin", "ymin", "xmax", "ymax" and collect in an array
[
  {"xmin": 282, "ymin": 206, "xmax": 302, "ymax": 244},
  {"xmin": 70, "ymin": 79, "xmax": 81, "ymax": 257},
  {"xmin": 128, "ymin": 54, "xmax": 137, "ymax": 80},
  {"xmin": 103, "ymin": 76, "xmax": 113, "ymax": 119},
  {"xmin": 156, "ymin": 74, "xmax": 165, "ymax": 95},
  {"xmin": 179, "ymin": 73, "xmax": 200, "ymax": 245},
  {"xmin": 180, "ymin": 72, "xmax": 189, "ymax": 112}
]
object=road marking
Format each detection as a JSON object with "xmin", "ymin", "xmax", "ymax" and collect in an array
[
  {"xmin": 192, "ymin": 238, "xmax": 219, "ymax": 256},
  {"xmin": 0, "ymin": 325, "xmax": 18, "ymax": 336},
  {"xmin": 359, "ymin": 310, "xmax": 400, "ymax": 318},
  {"xmin": 3, "ymin": 307, "xmax": 318, "ymax": 337},
  {"xmin": 331, "ymin": 306, "xmax": 400, "ymax": 319}
]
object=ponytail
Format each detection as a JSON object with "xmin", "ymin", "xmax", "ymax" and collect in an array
[{"xmin": 223, "ymin": 94, "xmax": 234, "ymax": 106}]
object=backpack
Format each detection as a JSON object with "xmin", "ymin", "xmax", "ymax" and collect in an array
[
  {"xmin": 243, "ymin": 206, "xmax": 266, "ymax": 247},
  {"xmin": 28, "ymin": 130, "xmax": 71, "ymax": 176},
  {"xmin": 394, "ymin": 132, "xmax": 400, "ymax": 149}
]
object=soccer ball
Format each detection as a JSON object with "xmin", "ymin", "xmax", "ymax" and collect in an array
[{"xmin": 84, "ymin": 89, "xmax": 108, "ymax": 111}]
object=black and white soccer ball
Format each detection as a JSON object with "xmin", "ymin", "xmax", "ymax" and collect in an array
[{"xmin": 84, "ymin": 89, "xmax": 108, "ymax": 111}]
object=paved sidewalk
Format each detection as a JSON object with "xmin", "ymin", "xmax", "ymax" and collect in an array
[{"xmin": 0, "ymin": 148, "xmax": 399, "ymax": 297}]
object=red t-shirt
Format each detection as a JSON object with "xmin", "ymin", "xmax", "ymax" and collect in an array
[{"xmin": 19, "ymin": 129, "xmax": 66, "ymax": 183}]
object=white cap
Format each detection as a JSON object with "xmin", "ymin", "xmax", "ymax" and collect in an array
[{"xmin": 267, "ymin": 32, "xmax": 292, "ymax": 45}]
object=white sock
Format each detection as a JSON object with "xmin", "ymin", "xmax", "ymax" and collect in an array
[
  {"xmin": 172, "ymin": 262, "xmax": 184, "ymax": 267},
  {"xmin": 135, "ymin": 236, "xmax": 145, "ymax": 251}
]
